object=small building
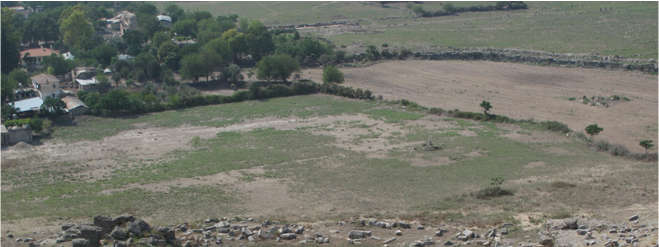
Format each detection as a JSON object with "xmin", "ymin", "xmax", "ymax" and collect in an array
[
  {"xmin": 157, "ymin": 15, "xmax": 172, "ymax": 27},
  {"xmin": 11, "ymin": 97, "xmax": 44, "ymax": 115},
  {"xmin": 72, "ymin": 67, "xmax": 98, "ymax": 90},
  {"xmin": 117, "ymin": 54, "xmax": 135, "ymax": 61},
  {"xmin": 61, "ymin": 96, "xmax": 88, "ymax": 116},
  {"xmin": 1, "ymin": 124, "xmax": 33, "ymax": 147},
  {"xmin": 62, "ymin": 52, "xmax": 75, "ymax": 60},
  {"xmin": 20, "ymin": 48, "xmax": 59, "ymax": 65},
  {"xmin": 31, "ymin": 73, "xmax": 62, "ymax": 99}
]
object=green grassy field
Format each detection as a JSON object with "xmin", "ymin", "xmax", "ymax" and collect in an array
[
  {"xmin": 3, "ymin": 95, "xmax": 655, "ymax": 225},
  {"xmin": 157, "ymin": 1, "xmax": 657, "ymax": 58}
]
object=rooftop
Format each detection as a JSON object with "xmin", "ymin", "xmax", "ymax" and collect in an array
[
  {"xmin": 76, "ymin": 78, "xmax": 98, "ymax": 86},
  {"xmin": 61, "ymin": 96, "xmax": 88, "ymax": 111},
  {"xmin": 157, "ymin": 15, "xmax": 172, "ymax": 22},
  {"xmin": 12, "ymin": 97, "xmax": 43, "ymax": 113}
]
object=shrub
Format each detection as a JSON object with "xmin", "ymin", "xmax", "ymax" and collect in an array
[
  {"xmin": 474, "ymin": 186, "xmax": 513, "ymax": 199},
  {"xmin": 585, "ymin": 124, "xmax": 603, "ymax": 137},
  {"xmin": 322, "ymin": 65, "xmax": 344, "ymax": 84},
  {"xmin": 639, "ymin": 140, "xmax": 654, "ymax": 153},
  {"xmin": 4, "ymin": 118, "xmax": 31, "ymax": 127},
  {"xmin": 474, "ymin": 177, "xmax": 513, "ymax": 199},
  {"xmin": 539, "ymin": 121, "xmax": 570, "ymax": 133},
  {"xmin": 429, "ymin": 107, "xmax": 445, "ymax": 115},
  {"xmin": 609, "ymin": 144, "xmax": 630, "ymax": 157},
  {"xmin": 29, "ymin": 118, "xmax": 43, "ymax": 133}
]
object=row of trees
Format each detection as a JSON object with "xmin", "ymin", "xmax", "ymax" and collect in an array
[{"xmin": 410, "ymin": 1, "xmax": 528, "ymax": 18}]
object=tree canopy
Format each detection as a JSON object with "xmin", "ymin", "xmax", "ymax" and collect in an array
[
  {"xmin": 2, "ymin": 8, "xmax": 22, "ymax": 73},
  {"xmin": 256, "ymin": 54, "xmax": 300, "ymax": 82},
  {"xmin": 322, "ymin": 65, "xmax": 344, "ymax": 84},
  {"xmin": 59, "ymin": 7, "xmax": 95, "ymax": 50}
]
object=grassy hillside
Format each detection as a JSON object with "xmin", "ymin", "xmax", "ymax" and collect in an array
[
  {"xmin": 3, "ymin": 95, "xmax": 655, "ymax": 226},
  {"xmin": 156, "ymin": 1, "xmax": 658, "ymax": 58}
]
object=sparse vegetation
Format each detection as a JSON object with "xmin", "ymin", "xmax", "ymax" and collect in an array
[
  {"xmin": 639, "ymin": 140, "xmax": 654, "ymax": 153},
  {"xmin": 474, "ymin": 177, "xmax": 513, "ymax": 199},
  {"xmin": 585, "ymin": 124, "xmax": 603, "ymax": 138}
]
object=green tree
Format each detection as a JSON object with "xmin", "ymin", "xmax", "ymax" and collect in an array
[
  {"xmin": 136, "ymin": 11, "xmax": 160, "ymax": 38},
  {"xmin": 165, "ymin": 4, "xmax": 185, "ymax": 23},
  {"xmin": 224, "ymin": 63, "xmax": 242, "ymax": 83},
  {"xmin": 202, "ymin": 38, "xmax": 233, "ymax": 73},
  {"xmin": 59, "ymin": 8, "xmax": 95, "ymax": 50},
  {"xmin": 122, "ymin": 30, "xmax": 146, "ymax": 55},
  {"xmin": 411, "ymin": 5, "xmax": 426, "ymax": 17},
  {"xmin": 480, "ymin": 101, "xmax": 492, "ymax": 115},
  {"xmin": 158, "ymin": 41, "xmax": 180, "ymax": 70},
  {"xmin": 1, "ymin": 74, "xmax": 18, "ymax": 103},
  {"xmin": 41, "ymin": 97, "xmax": 66, "ymax": 115},
  {"xmin": 245, "ymin": 20, "xmax": 274, "ymax": 61},
  {"xmin": 256, "ymin": 54, "xmax": 300, "ymax": 82},
  {"xmin": 43, "ymin": 54, "xmax": 72, "ymax": 76},
  {"xmin": 151, "ymin": 31, "xmax": 172, "ymax": 50},
  {"xmin": 585, "ymin": 124, "xmax": 603, "ymax": 138},
  {"xmin": 443, "ymin": 3, "xmax": 457, "ymax": 13},
  {"xmin": 134, "ymin": 52, "xmax": 161, "ymax": 81},
  {"xmin": 172, "ymin": 18, "xmax": 197, "ymax": 37},
  {"xmin": 639, "ymin": 140, "xmax": 654, "ymax": 153},
  {"xmin": 91, "ymin": 44, "xmax": 117, "ymax": 67},
  {"xmin": 322, "ymin": 65, "xmax": 344, "ymax": 84},
  {"xmin": 2, "ymin": 8, "xmax": 23, "ymax": 73},
  {"xmin": 221, "ymin": 29, "xmax": 248, "ymax": 63},
  {"xmin": 8, "ymin": 69, "xmax": 29, "ymax": 87},
  {"xmin": 22, "ymin": 8, "xmax": 61, "ymax": 44},
  {"xmin": 180, "ymin": 54, "xmax": 206, "ymax": 82},
  {"xmin": 366, "ymin": 45, "xmax": 380, "ymax": 61}
]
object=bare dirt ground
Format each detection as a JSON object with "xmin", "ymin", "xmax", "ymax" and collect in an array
[{"xmin": 305, "ymin": 60, "xmax": 658, "ymax": 152}]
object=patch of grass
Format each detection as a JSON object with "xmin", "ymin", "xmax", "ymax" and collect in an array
[
  {"xmin": 51, "ymin": 95, "xmax": 376, "ymax": 142},
  {"xmin": 366, "ymin": 108, "xmax": 424, "ymax": 123},
  {"xmin": 327, "ymin": 2, "xmax": 657, "ymax": 58},
  {"xmin": 547, "ymin": 209, "xmax": 572, "ymax": 219}
]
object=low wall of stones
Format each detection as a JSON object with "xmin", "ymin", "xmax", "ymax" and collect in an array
[{"xmin": 346, "ymin": 48, "xmax": 658, "ymax": 73}]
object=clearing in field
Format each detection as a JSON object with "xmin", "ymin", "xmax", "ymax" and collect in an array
[
  {"xmin": 305, "ymin": 60, "xmax": 658, "ymax": 152},
  {"xmin": 2, "ymin": 95, "xmax": 656, "ymax": 241}
]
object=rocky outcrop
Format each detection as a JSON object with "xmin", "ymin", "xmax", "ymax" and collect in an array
[{"xmin": 18, "ymin": 214, "xmax": 657, "ymax": 247}]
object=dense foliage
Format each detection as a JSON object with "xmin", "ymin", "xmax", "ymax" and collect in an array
[{"xmin": 410, "ymin": 1, "xmax": 528, "ymax": 18}]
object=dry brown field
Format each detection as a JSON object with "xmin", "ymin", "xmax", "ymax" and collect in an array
[{"xmin": 305, "ymin": 60, "xmax": 658, "ymax": 152}]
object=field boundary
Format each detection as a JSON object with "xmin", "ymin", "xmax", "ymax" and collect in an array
[{"xmin": 338, "ymin": 47, "xmax": 658, "ymax": 73}]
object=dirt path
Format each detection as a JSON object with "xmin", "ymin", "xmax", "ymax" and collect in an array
[{"xmin": 305, "ymin": 60, "xmax": 658, "ymax": 152}]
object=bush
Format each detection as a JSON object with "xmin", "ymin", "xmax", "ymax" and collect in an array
[
  {"xmin": 429, "ymin": 107, "xmax": 445, "ymax": 115},
  {"xmin": 4, "ymin": 118, "xmax": 31, "ymax": 127},
  {"xmin": 539, "ymin": 121, "xmax": 570, "ymax": 133},
  {"xmin": 322, "ymin": 65, "xmax": 344, "ymax": 84},
  {"xmin": 474, "ymin": 186, "xmax": 513, "ymax": 199},
  {"xmin": 29, "ymin": 118, "xmax": 43, "ymax": 133}
]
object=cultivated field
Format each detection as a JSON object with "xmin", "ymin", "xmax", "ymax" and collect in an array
[
  {"xmin": 305, "ymin": 60, "xmax": 658, "ymax": 153},
  {"xmin": 158, "ymin": 1, "xmax": 658, "ymax": 58},
  {"xmin": 2, "ymin": 95, "xmax": 657, "ymax": 244}
]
